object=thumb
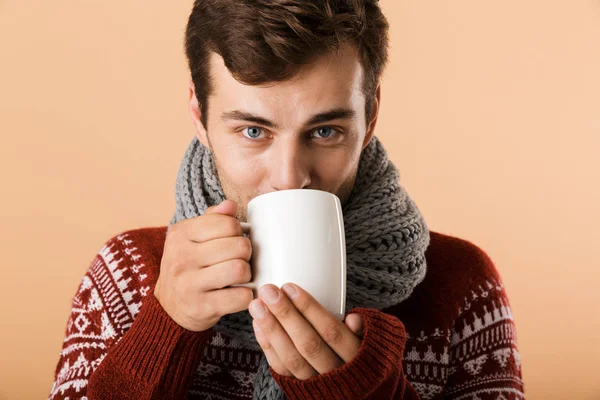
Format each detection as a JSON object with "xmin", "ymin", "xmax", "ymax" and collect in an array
[
  {"xmin": 344, "ymin": 313, "xmax": 365, "ymax": 339},
  {"xmin": 204, "ymin": 199, "xmax": 238, "ymax": 218}
]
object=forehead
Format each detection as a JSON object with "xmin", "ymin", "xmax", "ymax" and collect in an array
[{"xmin": 207, "ymin": 44, "xmax": 365, "ymax": 119}]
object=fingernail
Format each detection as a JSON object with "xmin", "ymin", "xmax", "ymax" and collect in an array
[
  {"xmin": 261, "ymin": 286, "xmax": 280, "ymax": 304},
  {"xmin": 282, "ymin": 283, "xmax": 297, "ymax": 300},
  {"xmin": 250, "ymin": 301, "xmax": 266, "ymax": 318}
]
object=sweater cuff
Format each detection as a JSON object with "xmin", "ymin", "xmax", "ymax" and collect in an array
[
  {"xmin": 104, "ymin": 293, "xmax": 213, "ymax": 394},
  {"xmin": 271, "ymin": 308, "xmax": 406, "ymax": 400}
]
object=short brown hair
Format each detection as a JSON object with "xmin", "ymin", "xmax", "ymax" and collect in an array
[{"xmin": 185, "ymin": 0, "xmax": 389, "ymax": 129}]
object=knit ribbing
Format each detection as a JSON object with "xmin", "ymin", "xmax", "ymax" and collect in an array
[
  {"xmin": 271, "ymin": 308, "xmax": 407, "ymax": 400},
  {"xmin": 88, "ymin": 294, "xmax": 212, "ymax": 399}
]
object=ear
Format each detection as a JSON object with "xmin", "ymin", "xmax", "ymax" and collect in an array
[
  {"xmin": 362, "ymin": 85, "xmax": 381, "ymax": 150},
  {"xmin": 188, "ymin": 80, "xmax": 209, "ymax": 147}
]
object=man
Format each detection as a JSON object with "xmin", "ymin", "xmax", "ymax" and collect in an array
[{"xmin": 50, "ymin": 1, "xmax": 524, "ymax": 399}]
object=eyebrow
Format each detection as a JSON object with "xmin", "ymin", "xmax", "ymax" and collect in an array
[{"xmin": 220, "ymin": 108, "xmax": 356, "ymax": 129}]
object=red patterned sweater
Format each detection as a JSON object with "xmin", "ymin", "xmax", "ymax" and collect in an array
[{"xmin": 49, "ymin": 227, "xmax": 524, "ymax": 400}]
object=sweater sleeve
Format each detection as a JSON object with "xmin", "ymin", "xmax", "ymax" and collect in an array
[
  {"xmin": 48, "ymin": 243, "xmax": 212, "ymax": 400},
  {"xmin": 270, "ymin": 308, "xmax": 421, "ymax": 400},
  {"xmin": 443, "ymin": 280, "xmax": 525, "ymax": 399}
]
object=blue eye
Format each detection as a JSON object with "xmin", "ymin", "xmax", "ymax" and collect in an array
[
  {"xmin": 313, "ymin": 127, "xmax": 335, "ymax": 138},
  {"xmin": 243, "ymin": 126, "xmax": 262, "ymax": 139}
]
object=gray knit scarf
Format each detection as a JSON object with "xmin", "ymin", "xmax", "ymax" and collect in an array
[{"xmin": 169, "ymin": 135, "xmax": 429, "ymax": 399}]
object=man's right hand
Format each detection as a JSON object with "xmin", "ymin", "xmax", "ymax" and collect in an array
[{"xmin": 154, "ymin": 200, "xmax": 253, "ymax": 332}]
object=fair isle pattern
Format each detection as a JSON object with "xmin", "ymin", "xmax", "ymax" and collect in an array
[
  {"xmin": 446, "ymin": 280, "xmax": 523, "ymax": 400},
  {"xmin": 49, "ymin": 234, "xmax": 150, "ymax": 399},
  {"xmin": 400, "ymin": 278, "xmax": 524, "ymax": 400},
  {"xmin": 403, "ymin": 328, "xmax": 451, "ymax": 400},
  {"xmin": 49, "ymin": 232, "xmax": 263, "ymax": 400},
  {"xmin": 190, "ymin": 332, "xmax": 263, "ymax": 399},
  {"xmin": 49, "ymin": 229, "xmax": 524, "ymax": 399},
  {"xmin": 400, "ymin": 278, "xmax": 523, "ymax": 400}
]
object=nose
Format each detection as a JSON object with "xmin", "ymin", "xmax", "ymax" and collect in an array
[{"xmin": 269, "ymin": 138, "xmax": 312, "ymax": 191}]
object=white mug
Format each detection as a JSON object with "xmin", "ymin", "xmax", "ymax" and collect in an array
[{"xmin": 234, "ymin": 189, "xmax": 347, "ymax": 321}]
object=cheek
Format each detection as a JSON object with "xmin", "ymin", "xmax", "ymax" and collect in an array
[
  {"xmin": 313, "ymin": 147, "xmax": 360, "ymax": 188},
  {"xmin": 221, "ymin": 151, "xmax": 265, "ymax": 189},
  {"xmin": 210, "ymin": 134, "xmax": 267, "ymax": 195}
]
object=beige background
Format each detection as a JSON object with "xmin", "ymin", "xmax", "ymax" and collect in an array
[{"xmin": 1, "ymin": 1, "xmax": 599, "ymax": 399}]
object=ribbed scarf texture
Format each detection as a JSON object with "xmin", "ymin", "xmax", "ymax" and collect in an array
[{"xmin": 169, "ymin": 136, "xmax": 430, "ymax": 399}]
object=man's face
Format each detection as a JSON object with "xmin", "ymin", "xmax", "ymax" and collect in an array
[{"xmin": 189, "ymin": 44, "xmax": 379, "ymax": 221}]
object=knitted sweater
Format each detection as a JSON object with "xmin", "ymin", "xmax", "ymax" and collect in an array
[{"xmin": 49, "ymin": 227, "xmax": 524, "ymax": 400}]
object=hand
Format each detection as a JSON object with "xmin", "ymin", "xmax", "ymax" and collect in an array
[
  {"xmin": 249, "ymin": 283, "xmax": 366, "ymax": 379},
  {"xmin": 154, "ymin": 200, "xmax": 254, "ymax": 332}
]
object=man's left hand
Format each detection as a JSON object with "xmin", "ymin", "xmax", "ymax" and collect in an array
[{"xmin": 248, "ymin": 283, "xmax": 365, "ymax": 380}]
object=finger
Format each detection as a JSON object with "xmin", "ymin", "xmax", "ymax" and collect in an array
[
  {"xmin": 281, "ymin": 283, "xmax": 361, "ymax": 363},
  {"xmin": 253, "ymin": 320, "xmax": 292, "ymax": 377},
  {"xmin": 195, "ymin": 236, "xmax": 252, "ymax": 267},
  {"xmin": 344, "ymin": 313, "xmax": 365, "ymax": 339},
  {"xmin": 249, "ymin": 299, "xmax": 319, "ymax": 380},
  {"xmin": 205, "ymin": 286, "xmax": 254, "ymax": 317},
  {"xmin": 205, "ymin": 199, "xmax": 238, "ymax": 217},
  {"xmin": 169, "ymin": 200, "xmax": 240, "ymax": 243},
  {"xmin": 199, "ymin": 259, "xmax": 251, "ymax": 290},
  {"xmin": 185, "ymin": 214, "xmax": 244, "ymax": 243},
  {"xmin": 257, "ymin": 285, "xmax": 343, "ymax": 375},
  {"xmin": 188, "ymin": 199, "xmax": 240, "ymax": 242}
]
